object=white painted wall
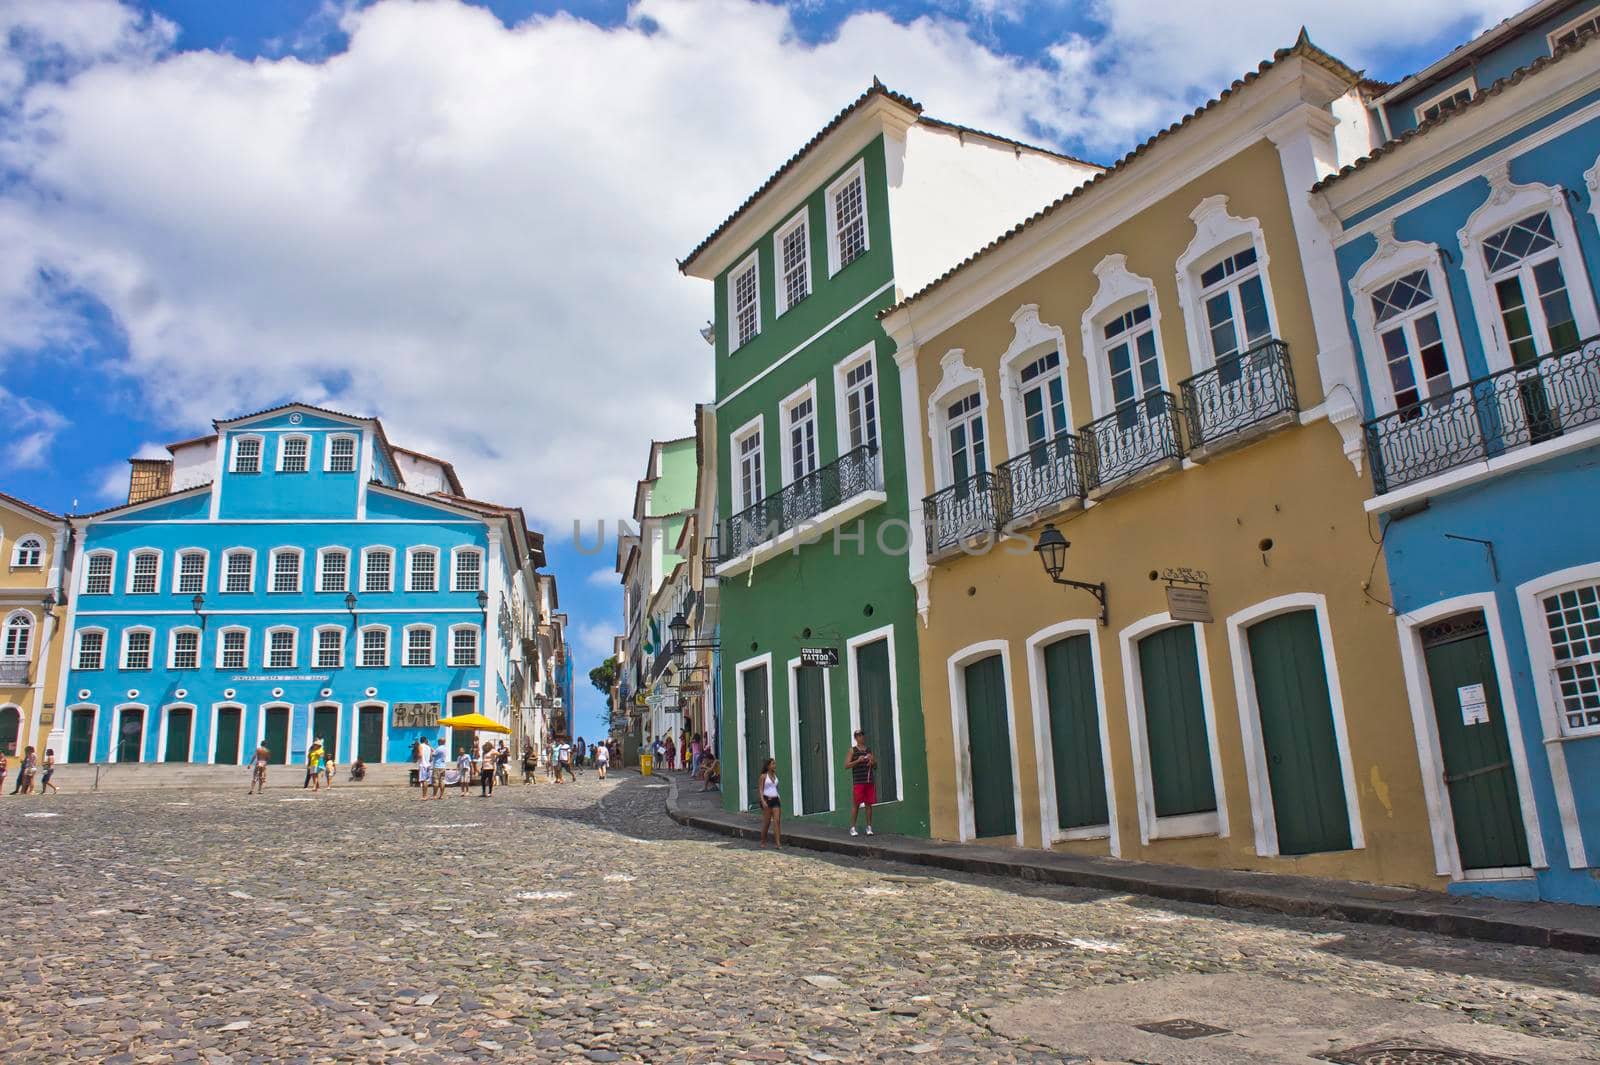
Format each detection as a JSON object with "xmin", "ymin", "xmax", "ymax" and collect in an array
[
  {"xmin": 887, "ymin": 125, "xmax": 1099, "ymax": 298},
  {"xmin": 1330, "ymin": 89, "xmax": 1382, "ymax": 169},
  {"xmin": 169, "ymin": 440, "xmax": 217, "ymax": 491},
  {"xmin": 395, "ymin": 452, "xmax": 450, "ymax": 495}
]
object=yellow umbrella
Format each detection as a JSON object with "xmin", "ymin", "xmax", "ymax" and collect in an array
[{"xmin": 435, "ymin": 712, "xmax": 512, "ymax": 734}]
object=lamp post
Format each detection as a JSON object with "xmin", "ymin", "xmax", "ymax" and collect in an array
[
  {"xmin": 1033, "ymin": 524, "xmax": 1108, "ymax": 626},
  {"xmin": 190, "ymin": 592, "xmax": 207, "ymax": 630},
  {"xmin": 476, "ymin": 590, "xmax": 490, "ymax": 615},
  {"xmin": 668, "ymin": 609, "xmax": 718, "ymax": 665},
  {"xmin": 344, "ymin": 592, "xmax": 359, "ymax": 628}
]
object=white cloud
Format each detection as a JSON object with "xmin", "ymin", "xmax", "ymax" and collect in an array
[
  {"xmin": 0, "ymin": 0, "xmax": 1530, "ymax": 523},
  {"xmin": 587, "ymin": 566, "xmax": 618, "ymax": 588},
  {"xmin": 0, "ymin": 386, "xmax": 67, "ymax": 469},
  {"xmin": 573, "ymin": 620, "xmax": 617, "ymax": 663}
]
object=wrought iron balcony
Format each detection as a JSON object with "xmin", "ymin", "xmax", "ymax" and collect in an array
[
  {"xmin": 718, "ymin": 444, "xmax": 880, "ymax": 561},
  {"xmin": 0, "ymin": 660, "xmax": 28, "ymax": 686},
  {"xmin": 1366, "ymin": 336, "xmax": 1600, "ymax": 495},
  {"xmin": 1079, "ymin": 391, "xmax": 1184, "ymax": 493},
  {"xmin": 1179, "ymin": 339, "xmax": 1298, "ymax": 451},
  {"xmin": 923, "ymin": 471, "xmax": 1001, "ymax": 556},
  {"xmin": 993, "ymin": 433, "xmax": 1085, "ymax": 526}
]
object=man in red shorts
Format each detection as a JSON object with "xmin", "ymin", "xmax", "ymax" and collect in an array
[{"xmin": 846, "ymin": 730, "xmax": 876, "ymax": 836}]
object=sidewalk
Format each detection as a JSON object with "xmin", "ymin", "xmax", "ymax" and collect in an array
[{"xmin": 663, "ymin": 774, "xmax": 1600, "ymax": 955}]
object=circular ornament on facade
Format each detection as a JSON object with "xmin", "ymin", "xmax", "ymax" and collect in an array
[
  {"xmin": 224, "ymin": 688, "xmax": 236, "ymax": 699},
  {"xmin": 127, "ymin": 689, "xmax": 139, "ymax": 699},
  {"xmin": 288, "ymin": 412, "xmax": 303, "ymax": 424},
  {"xmin": 271, "ymin": 687, "xmax": 285, "ymax": 698},
  {"xmin": 365, "ymin": 687, "xmax": 378, "ymax": 698},
  {"xmin": 320, "ymin": 688, "xmax": 333, "ymax": 698},
  {"xmin": 175, "ymin": 688, "xmax": 188, "ymax": 699},
  {"xmin": 77, "ymin": 689, "xmax": 90, "ymax": 700}
]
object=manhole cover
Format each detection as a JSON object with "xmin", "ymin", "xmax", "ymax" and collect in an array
[
  {"xmin": 964, "ymin": 933, "xmax": 1066, "ymax": 950},
  {"xmin": 1136, "ymin": 1019, "xmax": 1231, "ymax": 1040},
  {"xmin": 1317, "ymin": 1041, "xmax": 1525, "ymax": 1064}
]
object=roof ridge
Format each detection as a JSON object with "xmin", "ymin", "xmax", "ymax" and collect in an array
[{"xmin": 0, "ymin": 489, "xmax": 63, "ymax": 522}]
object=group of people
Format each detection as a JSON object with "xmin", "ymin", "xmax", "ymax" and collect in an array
[
  {"xmin": 755, "ymin": 729, "xmax": 879, "ymax": 849},
  {"xmin": 649, "ymin": 730, "xmax": 719, "ymax": 790},
  {"xmin": 241, "ymin": 741, "xmax": 368, "ymax": 794},
  {"xmin": 414, "ymin": 736, "xmax": 513, "ymax": 798},
  {"xmin": 541, "ymin": 735, "xmax": 615, "ymax": 782},
  {"xmin": 0, "ymin": 746, "xmax": 58, "ymax": 796}
]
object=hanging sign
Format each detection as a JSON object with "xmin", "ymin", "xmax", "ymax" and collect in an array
[
  {"xmin": 394, "ymin": 702, "xmax": 441, "ymax": 728},
  {"xmin": 1165, "ymin": 585, "xmax": 1213, "ymax": 624},
  {"xmin": 1457, "ymin": 683, "xmax": 1490, "ymax": 726},
  {"xmin": 801, "ymin": 647, "xmax": 840, "ymax": 668}
]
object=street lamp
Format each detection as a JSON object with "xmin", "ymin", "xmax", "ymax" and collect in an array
[
  {"xmin": 477, "ymin": 590, "xmax": 490, "ymax": 614},
  {"xmin": 344, "ymin": 592, "xmax": 359, "ymax": 627},
  {"xmin": 191, "ymin": 592, "xmax": 207, "ymax": 629},
  {"xmin": 668, "ymin": 608, "xmax": 718, "ymax": 664},
  {"xmin": 1034, "ymin": 524, "xmax": 1108, "ymax": 626}
]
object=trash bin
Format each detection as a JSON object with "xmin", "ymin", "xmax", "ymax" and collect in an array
[{"xmin": 640, "ymin": 753, "xmax": 654, "ymax": 776}]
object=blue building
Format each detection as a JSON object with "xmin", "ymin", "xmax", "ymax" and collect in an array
[
  {"xmin": 1317, "ymin": 0, "xmax": 1600, "ymax": 904},
  {"xmin": 51, "ymin": 403, "xmax": 545, "ymax": 768}
]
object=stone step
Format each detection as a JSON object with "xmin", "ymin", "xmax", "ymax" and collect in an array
[{"xmin": 10, "ymin": 761, "xmax": 419, "ymax": 793}]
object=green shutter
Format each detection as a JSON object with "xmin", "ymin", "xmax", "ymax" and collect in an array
[
  {"xmin": 213, "ymin": 707, "xmax": 241, "ymax": 765},
  {"xmin": 118, "ymin": 707, "xmax": 145, "ymax": 763},
  {"xmin": 854, "ymin": 638, "xmax": 897, "ymax": 801},
  {"xmin": 314, "ymin": 706, "xmax": 340, "ymax": 764},
  {"xmin": 1246, "ymin": 611, "xmax": 1352, "ymax": 854},
  {"xmin": 742, "ymin": 665, "xmax": 770, "ymax": 810},
  {"xmin": 263, "ymin": 707, "xmax": 290, "ymax": 765},
  {"xmin": 1137, "ymin": 626, "xmax": 1216, "ymax": 818},
  {"xmin": 1042, "ymin": 634, "xmax": 1108, "ymax": 830},
  {"xmin": 796, "ymin": 666, "xmax": 830, "ymax": 814},
  {"xmin": 358, "ymin": 707, "xmax": 384, "ymax": 763},
  {"xmin": 163, "ymin": 707, "xmax": 193, "ymax": 763},
  {"xmin": 68, "ymin": 708, "xmax": 94, "ymax": 764},
  {"xmin": 963, "ymin": 654, "xmax": 1016, "ymax": 838}
]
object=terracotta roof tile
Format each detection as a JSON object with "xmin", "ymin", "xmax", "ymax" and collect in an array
[
  {"xmin": 68, "ymin": 483, "xmax": 211, "ymax": 520},
  {"xmin": 0, "ymin": 490, "xmax": 62, "ymax": 522}
]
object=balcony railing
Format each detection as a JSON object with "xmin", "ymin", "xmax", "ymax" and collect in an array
[
  {"xmin": 0, "ymin": 660, "xmax": 28, "ymax": 686},
  {"xmin": 1080, "ymin": 391, "xmax": 1184, "ymax": 492},
  {"xmin": 994, "ymin": 433, "xmax": 1085, "ymax": 525},
  {"xmin": 719, "ymin": 444, "xmax": 880, "ymax": 561},
  {"xmin": 924, "ymin": 471, "xmax": 1001, "ymax": 556},
  {"xmin": 1366, "ymin": 336, "xmax": 1600, "ymax": 494},
  {"xmin": 1180, "ymin": 339, "xmax": 1298, "ymax": 450}
]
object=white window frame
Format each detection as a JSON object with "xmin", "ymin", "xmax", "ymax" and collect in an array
[
  {"xmin": 450, "ymin": 546, "xmax": 484, "ymax": 592},
  {"xmin": 780, "ymin": 380, "xmax": 820, "ymax": 487},
  {"xmin": 773, "ymin": 208, "xmax": 811, "ymax": 316},
  {"xmin": 924, "ymin": 348, "xmax": 990, "ymax": 490},
  {"xmin": 110, "ymin": 703, "xmax": 148, "ymax": 763},
  {"xmin": 1079, "ymin": 255, "xmax": 1169, "ymax": 418},
  {"xmin": 834, "ymin": 343, "xmax": 881, "ymax": 458},
  {"xmin": 325, "ymin": 433, "xmax": 359, "ymax": 473},
  {"xmin": 264, "ymin": 626, "xmax": 298, "ymax": 670},
  {"xmin": 995, "ymin": 305, "xmax": 1073, "ymax": 455},
  {"xmin": 172, "ymin": 548, "xmax": 209, "ymax": 595},
  {"xmin": 125, "ymin": 548, "xmax": 162, "ymax": 595},
  {"xmin": 120, "ymin": 626, "xmax": 156, "ymax": 671},
  {"xmin": 1, "ymin": 610, "xmax": 33, "ymax": 661},
  {"xmin": 405, "ymin": 546, "xmax": 440, "ymax": 593},
  {"xmin": 1458, "ymin": 165, "xmax": 1600, "ymax": 373},
  {"xmin": 11, "ymin": 535, "xmax": 44, "ymax": 568},
  {"xmin": 74, "ymin": 627, "xmax": 108, "ymax": 671},
  {"xmin": 82, "ymin": 549, "xmax": 115, "ymax": 595},
  {"xmin": 268, "ymin": 546, "xmax": 303, "ymax": 594},
  {"xmin": 1118, "ymin": 611, "xmax": 1230, "ymax": 845},
  {"xmin": 941, "ymin": 389, "xmax": 988, "ymax": 491},
  {"xmin": 824, "ymin": 158, "xmax": 870, "ymax": 277},
  {"xmin": 230, "ymin": 434, "xmax": 264, "ymax": 474},
  {"xmin": 314, "ymin": 625, "xmax": 345, "ymax": 670},
  {"xmin": 944, "ymin": 638, "xmax": 1024, "ymax": 846},
  {"xmin": 1349, "ymin": 229, "xmax": 1473, "ymax": 416},
  {"xmin": 216, "ymin": 626, "xmax": 250, "ymax": 671},
  {"xmin": 727, "ymin": 251, "xmax": 762, "ymax": 352},
  {"xmin": 1412, "ymin": 77, "xmax": 1475, "ymax": 125},
  {"xmin": 404, "ymin": 623, "xmax": 436, "ymax": 667},
  {"xmin": 358, "ymin": 624, "xmax": 390, "ymax": 668},
  {"xmin": 731, "ymin": 414, "xmax": 766, "ymax": 510},
  {"xmin": 276, "ymin": 433, "xmax": 312, "ymax": 473},
  {"xmin": 220, "ymin": 547, "xmax": 256, "ymax": 594},
  {"xmin": 1174, "ymin": 196, "xmax": 1280, "ymax": 375},
  {"xmin": 1548, "ymin": 10, "xmax": 1600, "ymax": 52},
  {"xmin": 167, "ymin": 626, "xmax": 203, "ymax": 671},
  {"xmin": 360, "ymin": 546, "xmax": 395, "ymax": 593},
  {"xmin": 449, "ymin": 623, "xmax": 481, "ymax": 667},
  {"xmin": 316, "ymin": 546, "xmax": 351, "ymax": 593}
]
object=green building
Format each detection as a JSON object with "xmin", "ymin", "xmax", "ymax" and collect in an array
[{"xmin": 680, "ymin": 83, "xmax": 1098, "ymax": 832}]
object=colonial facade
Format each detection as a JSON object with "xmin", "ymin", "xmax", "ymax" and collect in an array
[
  {"xmin": 878, "ymin": 37, "xmax": 1454, "ymax": 888},
  {"xmin": 1, "ymin": 492, "xmax": 71, "ymax": 761},
  {"xmin": 1318, "ymin": 0, "xmax": 1600, "ymax": 904},
  {"xmin": 680, "ymin": 82, "xmax": 1100, "ymax": 827},
  {"xmin": 52, "ymin": 403, "xmax": 544, "ymax": 766}
]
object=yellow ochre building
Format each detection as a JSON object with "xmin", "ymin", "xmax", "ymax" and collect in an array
[
  {"xmin": 1, "ymin": 491, "xmax": 71, "ymax": 768},
  {"xmin": 879, "ymin": 36, "xmax": 1444, "ymax": 888}
]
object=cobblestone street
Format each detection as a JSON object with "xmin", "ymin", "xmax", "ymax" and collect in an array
[{"xmin": 4, "ymin": 772, "xmax": 1599, "ymax": 1064}]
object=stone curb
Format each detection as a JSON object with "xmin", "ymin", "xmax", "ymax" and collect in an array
[{"xmin": 661, "ymin": 775, "xmax": 1600, "ymax": 955}]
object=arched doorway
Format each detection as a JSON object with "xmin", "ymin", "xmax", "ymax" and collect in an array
[
  {"xmin": 0, "ymin": 705, "xmax": 20, "ymax": 756},
  {"xmin": 116, "ymin": 706, "xmax": 146, "ymax": 763}
]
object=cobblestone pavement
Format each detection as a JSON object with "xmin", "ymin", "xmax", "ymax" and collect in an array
[{"xmin": 4, "ymin": 772, "xmax": 1599, "ymax": 1064}]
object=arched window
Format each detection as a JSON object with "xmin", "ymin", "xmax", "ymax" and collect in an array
[
  {"xmin": 168, "ymin": 627, "xmax": 202, "ymax": 671},
  {"xmin": 173, "ymin": 549, "xmax": 209, "ymax": 595},
  {"xmin": 451, "ymin": 546, "xmax": 483, "ymax": 592},
  {"xmin": 359, "ymin": 625, "xmax": 390, "ymax": 668},
  {"xmin": 217, "ymin": 627, "xmax": 249, "ymax": 670},
  {"xmin": 2, "ymin": 612, "xmax": 32, "ymax": 660},
  {"xmin": 11, "ymin": 536, "xmax": 44, "ymax": 568},
  {"xmin": 317, "ymin": 547, "xmax": 350, "ymax": 593},
  {"xmin": 404, "ymin": 624, "xmax": 435, "ymax": 667},
  {"xmin": 230, "ymin": 434, "xmax": 264, "ymax": 474},
  {"xmin": 314, "ymin": 625, "xmax": 345, "ymax": 669},
  {"xmin": 1174, "ymin": 195, "xmax": 1280, "ymax": 373},
  {"xmin": 269, "ymin": 547, "xmax": 303, "ymax": 593},
  {"xmin": 120, "ymin": 627, "xmax": 156, "ymax": 671},
  {"xmin": 82, "ymin": 550, "xmax": 115, "ymax": 595},
  {"xmin": 277, "ymin": 433, "xmax": 312, "ymax": 473},
  {"xmin": 326, "ymin": 433, "xmax": 358, "ymax": 473},
  {"xmin": 127, "ymin": 549, "xmax": 162, "ymax": 595},
  {"xmin": 74, "ymin": 628, "xmax": 107, "ymax": 670},
  {"xmin": 361, "ymin": 547, "xmax": 394, "ymax": 593},
  {"xmin": 450, "ymin": 624, "xmax": 481, "ymax": 667},
  {"xmin": 406, "ymin": 547, "xmax": 439, "ymax": 592},
  {"xmin": 221, "ymin": 548, "xmax": 255, "ymax": 593},
  {"xmin": 265, "ymin": 626, "xmax": 298, "ymax": 669}
]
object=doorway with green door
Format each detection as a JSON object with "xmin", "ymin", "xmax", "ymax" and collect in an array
[
  {"xmin": 792, "ymin": 661, "xmax": 833, "ymax": 816},
  {"xmin": 1034, "ymin": 626, "xmax": 1111, "ymax": 841},
  {"xmin": 260, "ymin": 704, "xmax": 291, "ymax": 765},
  {"xmin": 737, "ymin": 657, "xmax": 772, "ymax": 813},
  {"xmin": 1131, "ymin": 621, "xmax": 1223, "ymax": 840},
  {"xmin": 115, "ymin": 705, "xmax": 146, "ymax": 763},
  {"xmin": 162, "ymin": 705, "xmax": 195, "ymax": 763},
  {"xmin": 311, "ymin": 703, "xmax": 340, "ymax": 765},
  {"xmin": 954, "ymin": 646, "xmax": 1018, "ymax": 842},
  {"xmin": 357, "ymin": 704, "xmax": 386, "ymax": 763}
]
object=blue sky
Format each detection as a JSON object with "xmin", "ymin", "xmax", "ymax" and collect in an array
[{"xmin": 0, "ymin": 0, "xmax": 1521, "ymax": 742}]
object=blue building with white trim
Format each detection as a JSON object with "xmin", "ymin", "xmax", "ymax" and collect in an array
[
  {"xmin": 51, "ymin": 403, "xmax": 545, "ymax": 768},
  {"xmin": 1317, "ymin": 0, "xmax": 1600, "ymax": 905}
]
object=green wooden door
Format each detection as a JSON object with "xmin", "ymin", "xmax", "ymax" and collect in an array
[
  {"xmin": 963, "ymin": 654, "xmax": 1016, "ymax": 839},
  {"xmin": 742, "ymin": 665, "xmax": 770, "ymax": 810},
  {"xmin": 213, "ymin": 707, "xmax": 241, "ymax": 765},
  {"xmin": 854, "ymin": 638, "xmax": 898, "ymax": 801},
  {"xmin": 796, "ymin": 666, "xmax": 830, "ymax": 815},
  {"xmin": 1421, "ymin": 613, "xmax": 1531, "ymax": 870},
  {"xmin": 163, "ymin": 707, "xmax": 193, "ymax": 763},
  {"xmin": 117, "ymin": 708, "xmax": 145, "ymax": 762},
  {"xmin": 450, "ymin": 696, "xmax": 475, "ymax": 760},
  {"xmin": 1246, "ymin": 610, "xmax": 1352, "ymax": 854},
  {"xmin": 1042, "ymin": 634, "xmax": 1108, "ymax": 830},
  {"xmin": 358, "ymin": 706, "xmax": 384, "ymax": 763},
  {"xmin": 1137, "ymin": 626, "xmax": 1217, "ymax": 818},
  {"xmin": 263, "ymin": 707, "xmax": 290, "ymax": 765},
  {"xmin": 313, "ymin": 705, "xmax": 340, "ymax": 764},
  {"xmin": 68, "ymin": 708, "xmax": 94, "ymax": 764},
  {"xmin": 0, "ymin": 706, "xmax": 18, "ymax": 756}
]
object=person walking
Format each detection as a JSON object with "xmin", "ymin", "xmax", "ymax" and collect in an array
[
  {"xmin": 496, "ymin": 741, "xmax": 510, "ymax": 786},
  {"xmin": 0, "ymin": 750, "xmax": 9, "ymax": 795},
  {"xmin": 594, "ymin": 739, "xmax": 609, "ymax": 780},
  {"xmin": 456, "ymin": 745, "xmax": 474, "ymax": 797},
  {"xmin": 417, "ymin": 737, "xmax": 434, "ymax": 800},
  {"xmin": 522, "ymin": 742, "xmax": 536, "ymax": 784},
  {"xmin": 36, "ymin": 749, "xmax": 57, "ymax": 796},
  {"xmin": 557, "ymin": 738, "xmax": 574, "ymax": 783},
  {"xmin": 757, "ymin": 758, "xmax": 782, "ymax": 849},
  {"xmin": 846, "ymin": 730, "xmax": 876, "ymax": 836},
  {"xmin": 13, "ymin": 746, "xmax": 36, "ymax": 795},
  {"xmin": 663, "ymin": 734, "xmax": 676, "ymax": 772},
  {"xmin": 249, "ymin": 742, "xmax": 271, "ymax": 794},
  {"xmin": 305, "ymin": 740, "xmax": 325, "ymax": 793},
  {"xmin": 479, "ymin": 742, "xmax": 497, "ymax": 797},
  {"xmin": 431, "ymin": 739, "xmax": 449, "ymax": 799}
]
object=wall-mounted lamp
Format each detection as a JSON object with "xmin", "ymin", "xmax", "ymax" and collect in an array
[
  {"xmin": 1034, "ymin": 524, "xmax": 1108, "ymax": 626},
  {"xmin": 191, "ymin": 592, "xmax": 207, "ymax": 630},
  {"xmin": 345, "ymin": 592, "xmax": 359, "ymax": 627}
]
